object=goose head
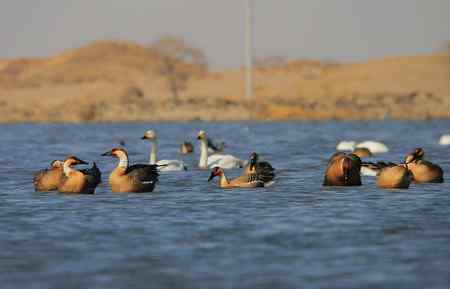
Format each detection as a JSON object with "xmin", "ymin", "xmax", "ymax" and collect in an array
[
  {"xmin": 208, "ymin": 167, "xmax": 224, "ymax": 181},
  {"xmin": 141, "ymin": 130, "xmax": 157, "ymax": 141},
  {"xmin": 347, "ymin": 153, "xmax": 362, "ymax": 169},
  {"xmin": 101, "ymin": 148, "xmax": 128, "ymax": 159},
  {"xmin": 63, "ymin": 155, "xmax": 88, "ymax": 167},
  {"xmin": 249, "ymin": 152, "xmax": 259, "ymax": 170},
  {"xmin": 197, "ymin": 130, "xmax": 207, "ymax": 141},
  {"xmin": 404, "ymin": 148, "xmax": 425, "ymax": 164}
]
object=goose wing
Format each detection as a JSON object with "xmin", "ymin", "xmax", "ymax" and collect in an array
[
  {"xmin": 126, "ymin": 164, "xmax": 159, "ymax": 184},
  {"xmin": 80, "ymin": 162, "xmax": 102, "ymax": 187},
  {"xmin": 255, "ymin": 161, "xmax": 275, "ymax": 183}
]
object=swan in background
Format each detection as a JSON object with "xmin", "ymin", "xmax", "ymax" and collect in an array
[
  {"xmin": 142, "ymin": 130, "xmax": 187, "ymax": 171},
  {"xmin": 336, "ymin": 140, "xmax": 389, "ymax": 154},
  {"xmin": 197, "ymin": 130, "xmax": 245, "ymax": 169},
  {"xmin": 439, "ymin": 134, "xmax": 450, "ymax": 145}
]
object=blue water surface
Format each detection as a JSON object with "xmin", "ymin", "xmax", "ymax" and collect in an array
[{"xmin": 1, "ymin": 120, "xmax": 450, "ymax": 289}]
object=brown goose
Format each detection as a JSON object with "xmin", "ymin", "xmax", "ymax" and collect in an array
[
  {"xmin": 404, "ymin": 148, "xmax": 444, "ymax": 183},
  {"xmin": 102, "ymin": 148, "xmax": 159, "ymax": 193},
  {"xmin": 179, "ymin": 142, "xmax": 194, "ymax": 155},
  {"xmin": 208, "ymin": 167, "xmax": 266, "ymax": 189},
  {"xmin": 376, "ymin": 164, "xmax": 412, "ymax": 189},
  {"xmin": 57, "ymin": 156, "xmax": 101, "ymax": 194},
  {"xmin": 243, "ymin": 152, "xmax": 275, "ymax": 183},
  {"xmin": 323, "ymin": 152, "xmax": 362, "ymax": 186},
  {"xmin": 33, "ymin": 160, "xmax": 64, "ymax": 191}
]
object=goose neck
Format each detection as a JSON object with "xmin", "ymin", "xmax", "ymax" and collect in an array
[
  {"xmin": 63, "ymin": 162, "xmax": 75, "ymax": 177},
  {"xmin": 118, "ymin": 154, "xmax": 129, "ymax": 169},
  {"xmin": 218, "ymin": 172, "xmax": 230, "ymax": 187}
]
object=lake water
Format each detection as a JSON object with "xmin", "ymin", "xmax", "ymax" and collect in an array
[{"xmin": 1, "ymin": 121, "xmax": 450, "ymax": 289}]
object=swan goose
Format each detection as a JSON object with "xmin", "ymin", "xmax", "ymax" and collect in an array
[
  {"xmin": 102, "ymin": 148, "xmax": 160, "ymax": 193},
  {"xmin": 57, "ymin": 156, "xmax": 101, "ymax": 194},
  {"xmin": 404, "ymin": 148, "xmax": 444, "ymax": 183},
  {"xmin": 33, "ymin": 160, "xmax": 64, "ymax": 191}
]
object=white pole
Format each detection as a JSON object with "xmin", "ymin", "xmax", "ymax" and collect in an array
[{"xmin": 245, "ymin": 0, "xmax": 253, "ymax": 102}]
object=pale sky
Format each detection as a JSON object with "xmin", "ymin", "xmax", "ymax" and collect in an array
[{"xmin": 1, "ymin": 0, "xmax": 449, "ymax": 69}]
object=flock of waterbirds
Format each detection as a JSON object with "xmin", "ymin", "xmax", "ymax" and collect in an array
[{"xmin": 33, "ymin": 130, "xmax": 446, "ymax": 194}]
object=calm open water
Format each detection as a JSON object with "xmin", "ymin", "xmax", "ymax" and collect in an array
[{"xmin": 1, "ymin": 121, "xmax": 450, "ymax": 289}]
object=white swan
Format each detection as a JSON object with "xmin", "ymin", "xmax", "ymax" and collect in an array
[
  {"xmin": 439, "ymin": 134, "xmax": 450, "ymax": 145},
  {"xmin": 336, "ymin": 140, "xmax": 389, "ymax": 154},
  {"xmin": 197, "ymin": 130, "xmax": 245, "ymax": 169},
  {"xmin": 142, "ymin": 130, "xmax": 187, "ymax": 172}
]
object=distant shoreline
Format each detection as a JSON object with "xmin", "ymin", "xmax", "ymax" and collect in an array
[{"xmin": 1, "ymin": 41, "xmax": 449, "ymax": 124}]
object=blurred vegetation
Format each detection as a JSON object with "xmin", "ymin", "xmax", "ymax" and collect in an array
[{"xmin": 149, "ymin": 36, "xmax": 208, "ymax": 103}]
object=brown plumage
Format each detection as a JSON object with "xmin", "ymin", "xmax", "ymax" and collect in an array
[
  {"xmin": 377, "ymin": 164, "xmax": 412, "ymax": 189},
  {"xmin": 404, "ymin": 148, "xmax": 444, "ymax": 183},
  {"xmin": 57, "ymin": 156, "xmax": 101, "ymax": 194},
  {"xmin": 33, "ymin": 160, "xmax": 64, "ymax": 191},
  {"xmin": 102, "ymin": 148, "xmax": 159, "ymax": 193},
  {"xmin": 323, "ymin": 152, "xmax": 362, "ymax": 186},
  {"xmin": 242, "ymin": 152, "xmax": 275, "ymax": 183},
  {"xmin": 352, "ymin": 147, "xmax": 372, "ymax": 158},
  {"xmin": 208, "ymin": 167, "xmax": 266, "ymax": 189},
  {"xmin": 179, "ymin": 142, "xmax": 194, "ymax": 154}
]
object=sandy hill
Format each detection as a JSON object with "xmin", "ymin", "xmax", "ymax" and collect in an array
[{"xmin": 0, "ymin": 40, "xmax": 449, "ymax": 122}]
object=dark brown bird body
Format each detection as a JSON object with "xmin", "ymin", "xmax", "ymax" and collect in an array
[{"xmin": 323, "ymin": 152, "xmax": 362, "ymax": 186}]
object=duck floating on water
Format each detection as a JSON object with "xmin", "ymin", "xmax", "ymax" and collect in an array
[
  {"xmin": 243, "ymin": 152, "xmax": 275, "ymax": 183},
  {"xmin": 376, "ymin": 163, "xmax": 412, "ymax": 189},
  {"xmin": 33, "ymin": 160, "xmax": 64, "ymax": 191},
  {"xmin": 197, "ymin": 130, "xmax": 245, "ymax": 169},
  {"xmin": 208, "ymin": 166, "xmax": 272, "ymax": 188},
  {"xmin": 142, "ymin": 130, "xmax": 187, "ymax": 171},
  {"xmin": 323, "ymin": 152, "xmax": 362, "ymax": 186},
  {"xmin": 362, "ymin": 160, "xmax": 412, "ymax": 189},
  {"xmin": 102, "ymin": 148, "xmax": 160, "ymax": 193},
  {"xmin": 404, "ymin": 148, "xmax": 444, "ymax": 183},
  {"xmin": 57, "ymin": 155, "xmax": 101, "ymax": 194}
]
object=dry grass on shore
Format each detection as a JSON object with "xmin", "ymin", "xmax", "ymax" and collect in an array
[{"xmin": 0, "ymin": 40, "xmax": 449, "ymax": 123}]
